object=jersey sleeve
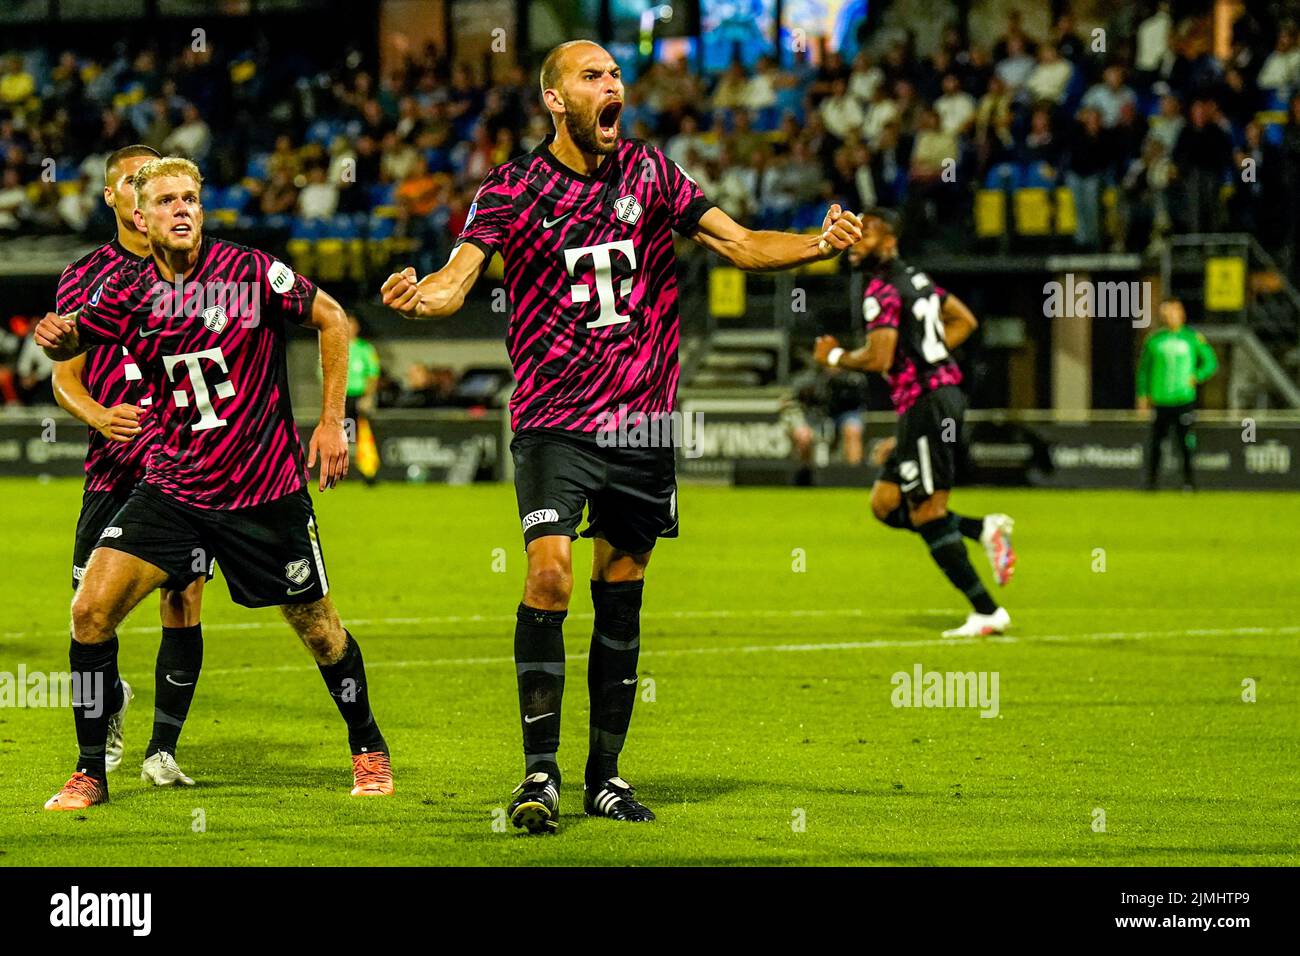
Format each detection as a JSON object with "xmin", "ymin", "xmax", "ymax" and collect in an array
[
  {"xmin": 254, "ymin": 250, "xmax": 317, "ymax": 325},
  {"xmin": 455, "ymin": 165, "xmax": 514, "ymax": 257},
  {"xmin": 649, "ymin": 144, "xmax": 715, "ymax": 235},
  {"xmin": 862, "ymin": 278, "xmax": 902, "ymax": 332},
  {"xmin": 74, "ymin": 272, "xmax": 130, "ymax": 346},
  {"xmin": 55, "ymin": 263, "xmax": 87, "ymax": 315}
]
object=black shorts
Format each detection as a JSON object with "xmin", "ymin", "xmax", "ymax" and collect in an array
[
  {"xmin": 879, "ymin": 386, "xmax": 966, "ymax": 504},
  {"xmin": 72, "ymin": 486, "xmax": 214, "ymax": 592},
  {"xmin": 95, "ymin": 483, "xmax": 328, "ymax": 609},
  {"xmin": 511, "ymin": 428, "xmax": 678, "ymax": 554}
]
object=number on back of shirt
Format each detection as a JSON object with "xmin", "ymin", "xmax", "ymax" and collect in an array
[{"xmin": 913, "ymin": 293, "xmax": 948, "ymax": 363}]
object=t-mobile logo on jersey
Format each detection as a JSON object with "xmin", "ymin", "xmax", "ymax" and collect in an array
[
  {"xmin": 163, "ymin": 347, "xmax": 236, "ymax": 432},
  {"xmin": 564, "ymin": 240, "xmax": 638, "ymax": 330}
]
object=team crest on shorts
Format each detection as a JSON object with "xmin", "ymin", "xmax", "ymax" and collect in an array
[
  {"xmin": 614, "ymin": 195, "xmax": 642, "ymax": 225},
  {"xmin": 284, "ymin": 559, "xmax": 311, "ymax": 586},
  {"xmin": 202, "ymin": 305, "xmax": 228, "ymax": 333}
]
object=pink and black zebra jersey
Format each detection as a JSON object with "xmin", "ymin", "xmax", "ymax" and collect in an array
[
  {"xmin": 456, "ymin": 135, "xmax": 714, "ymax": 433},
  {"xmin": 862, "ymin": 258, "xmax": 963, "ymax": 414},
  {"xmin": 56, "ymin": 239, "xmax": 158, "ymax": 493},
  {"xmin": 75, "ymin": 237, "xmax": 317, "ymax": 510}
]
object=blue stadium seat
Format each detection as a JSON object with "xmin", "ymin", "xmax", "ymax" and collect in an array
[
  {"xmin": 984, "ymin": 163, "xmax": 1022, "ymax": 190},
  {"xmin": 245, "ymin": 153, "xmax": 271, "ymax": 181}
]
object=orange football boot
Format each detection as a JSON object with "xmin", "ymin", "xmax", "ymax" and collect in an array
[
  {"xmin": 44, "ymin": 772, "xmax": 108, "ymax": 811},
  {"xmin": 350, "ymin": 751, "xmax": 393, "ymax": 796}
]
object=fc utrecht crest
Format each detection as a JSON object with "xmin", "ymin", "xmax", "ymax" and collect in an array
[
  {"xmin": 613, "ymin": 194, "xmax": 642, "ymax": 225},
  {"xmin": 284, "ymin": 559, "xmax": 311, "ymax": 585},
  {"xmin": 201, "ymin": 305, "xmax": 228, "ymax": 333}
]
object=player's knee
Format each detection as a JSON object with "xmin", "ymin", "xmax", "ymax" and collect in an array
[
  {"xmin": 524, "ymin": 564, "xmax": 572, "ymax": 610},
  {"xmin": 909, "ymin": 495, "xmax": 947, "ymax": 526},
  {"xmin": 70, "ymin": 593, "xmax": 114, "ymax": 645}
]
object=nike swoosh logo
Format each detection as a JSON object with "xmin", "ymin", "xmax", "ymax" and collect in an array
[
  {"xmin": 542, "ymin": 213, "xmax": 570, "ymax": 228},
  {"xmin": 523, "ymin": 712, "xmax": 555, "ymax": 724},
  {"xmin": 286, "ymin": 585, "xmax": 313, "ymax": 595},
  {"xmin": 622, "ymin": 678, "xmax": 638, "ymax": 685},
  {"xmin": 164, "ymin": 675, "xmax": 195, "ymax": 687},
  {"xmin": 138, "ymin": 326, "xmax": 162, "ymax": 338}
]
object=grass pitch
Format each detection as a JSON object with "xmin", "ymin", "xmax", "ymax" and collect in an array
[{"xmin": 1, "ymin": 478, "xmax": 1297, "ymax": 866}]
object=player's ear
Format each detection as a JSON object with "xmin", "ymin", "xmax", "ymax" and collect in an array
[
  {"xmin": 132, "ymin": 205, "xmax": 146, "ymax": 232},
  {"xmin": 543, "ymin": 87, "xmax": 564, "ymax": 114},
  {"xmin": 103, "ymin": 185, "xmax": 115, "ymax": 209}
]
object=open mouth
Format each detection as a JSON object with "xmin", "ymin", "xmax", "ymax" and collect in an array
[
  {"xmin": 171, "ymin": 222, "xmax": 193, "ymax": 238},
  {"xmin": 597, "ymin": 100, "xmax": 622, "ymax": 137}
]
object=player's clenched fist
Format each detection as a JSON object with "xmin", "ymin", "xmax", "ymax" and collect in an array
[
  {"xmin": 98, "ymin": 403, "xmax": 145, "ymax": 444},
  {"xmin": 380, "ymin": 267, "xmax": 423, "ymax": 317},
  {"xmin": 35, "ymin": 311, "xmax": 81, "ymax": 360},
  {"xmin": 818, "ymin": 205, "xmax": 863, "ymax": 256},
  {"xmin": 813, "ymin": 334, "xmax": 840, "ymax": 366}
]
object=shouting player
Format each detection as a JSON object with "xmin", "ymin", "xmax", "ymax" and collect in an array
[
  {"xmin": 52, "ymin": 144, "xmax": 207, "ymax": 789},
  {"xmin": 382, "ymin": 40, "xmax": 862, "ymax": 833},
  {"xmin": 814, "ymin": 208, "xmax": 1015, "ymax": 637},
  {"xmin": 36, "ymin": 157, "xmax": 392, "ymax": 810}
]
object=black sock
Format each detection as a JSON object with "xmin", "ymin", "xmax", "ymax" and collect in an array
[
  {"xmin": 146, "ymin": 624, "xmax": 203, "ymax": 758},
  {"xmin": 586, "ymin": 580, "xmax": 643, "ymax": 786},
  {"xmin": 917, "ymin": 515, "xmax": 999, "ymax": 615},
  {"xmin": 515, "ymin": 603, "xmax": 566, "ymax": 782},
  {"xmin": 953, "ymin": 514, "xmax": 984, "ymax": 541},
  {"xmin": 884, "ymin": 505, "xmax": 982, "ymax": 541},
  {"xmin": 69, "ymin": 636, "xmax": 123, "ymax": 782},
  {"xmin": 881, "ymin": 505, "xmax": 913, "ymax": 531},
  {"xmin": 318, "ymin": 630, "xmax": 387, "ymax": 755}
]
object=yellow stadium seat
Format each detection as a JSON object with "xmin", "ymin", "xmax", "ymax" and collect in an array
[
  {"xmin": 286, "ymin": 238, "xmax": 314, "ymax": 274},
  {"xmin": 1055, "ymin": 187, "xmax": 1076, "ymax": 235},
  {"xmin": 974, "ymin": 189, "xmax": 1005, "ymax": 237},
  {"xmin": 1013, "ymin": 187, "xmax": 1051, "ymax": 235},
  {"xmin": 314, "ymin": 238, "xmax": 346, "ymax": 282}
]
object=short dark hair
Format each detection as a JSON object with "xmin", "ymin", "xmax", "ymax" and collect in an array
[
  {"xmin": 104, "ymin": 145, "xmax": 160, "ymax": 185},
  {"xmin": 863, "ymin": 206, "xmax": 903, "ymax": 239}
]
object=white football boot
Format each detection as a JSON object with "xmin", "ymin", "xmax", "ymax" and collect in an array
[
  {"xmin": 104, "ymin": 678, "xmax": 133, "ymax": 773},
  {"xmin": 942, "ymin": 607, "xmax": 1011, "ymax": 638},
  {"xmin": 141, "ymin": 751, "xmax": 196, "ymax": 787},
  {"xmin": 980, "ymin": 514, "xmax": 1017, "ymax": 586}
]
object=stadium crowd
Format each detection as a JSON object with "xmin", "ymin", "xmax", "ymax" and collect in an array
[
  {"xmin": 0, "ymin": 4, "xmax": 1297, "ymax": 260},
  {"xmin": 2, "ymin": 3, "xmax": 1300, "ymax": 407}
]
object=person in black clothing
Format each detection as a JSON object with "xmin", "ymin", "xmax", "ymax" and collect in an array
[
  {"xmin": 1171, "ymin": 98, "xmax": 1234, "ymax": 233},
  {"xmin": 1063, "ymin": 107, "xmax": 1116, "ymax": 249}
]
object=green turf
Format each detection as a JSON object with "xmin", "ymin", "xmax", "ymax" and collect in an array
[{"xmin": 1, "ymin": 478, "xmax": 1297, "ymax": 866}]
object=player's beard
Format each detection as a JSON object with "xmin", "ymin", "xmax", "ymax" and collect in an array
[{"xmin": 566, "ymin": 100, "xmax": 620, "ymax": 156}]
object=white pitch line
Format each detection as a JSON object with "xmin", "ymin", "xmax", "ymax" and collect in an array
[{"xmin": 192, "ymin": 624, "xmax": 1300, "ymax": 678}]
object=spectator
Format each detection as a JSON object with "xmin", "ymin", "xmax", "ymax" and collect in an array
[
  {"xmin": 1121, "ymin": 135, "xmax": 1174, "ymax": 250},
  {"xmin": 0, "ymin": 55, "xmax": 35, "ymax": 107},
  {"xmin": 993, "ymin": 10, "xmax": 1037, "ymax": 62},
  {"xmin": 1257, "ymin": 23, "xmax": 1300, "ymax": 102},
  {"xmin": 0, "ymin": 167, "xmax": 24, "ymax": 230},
  {"xmin": 1018, "ymin": 105, "xmax": 1062, "ymax": 173},
  {"xmin": 974, "ymin": 74, "xmax": 1014, "ymax": 170},
  {"xmin": 1063, "ymin": 106, "xmax": 1115, "ymax": 249},
  {"xmin": 161, "ymin": 102, "xmax": 211, "ymax": 162},
  {"xmin": 1081, "ymin": 65, "xmax": 1137, "ymax": 128},
  {"xmin": 820, "ymin": 77, "xmax": 865, "ymax": 142},
  {"xmin": 296, "ymin": 165, "xmax": 338, "ymax": 220},
  {"xmin": 849, "ymin": 51, "xmax": 885, "ymax": 103},
  {"xmin": 1025, "ymin": 43, "xmax": 1073, "ymax": 106},
  {"xmin": 934, "ymin": 73, "xmax": 976, "ymax": 136},
  {"xmin": 862, "ymin": 81, "xmax": 899, "ymax": 147},
  {"xmin": 1146, "ymin": 91, "xmax": 1185, "ymax": 153},
  {"xmin": 994, "ymin": 35, "xmax": 1036, "ymax": 95},
  {"xmin": 258, "ymin": 167, "xmax": 298, "ymax": 217},
  {"xmin": 1171, "ymin": 98, "xmax": 1233, "ymax": 233},
  {"xmin": 1136, "ymin": 2, "xmax": 1173, "ymax": 77},
  {"xmin": 1230, "ymin": 121, "xmax": 1286, "ymax": 249}
]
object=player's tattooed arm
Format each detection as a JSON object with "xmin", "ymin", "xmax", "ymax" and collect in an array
[
  {"xmin": 301, "ymin": 287, "xmax": 351, "ymax": 490},
  {"xmin": 381, "ymin": 243, "xmax": 487, "ymax": 319},
  {"xmin": 35, "ymin": 310, "xmax": 89, "ymax": 361},
  {"xmin": 941, "ymin": 293, "xmax": 978, "ymax": 350},
  {"xmin": 51, "ymin": 352, "xmax": 142, "ymax": 444},
  {"xmin": 813, "ymin": 328, "xmax": 898, "ymax": 374},
  {"xmin": 690, "ymin": 206, "xmax": 863, "ymax": 271}
]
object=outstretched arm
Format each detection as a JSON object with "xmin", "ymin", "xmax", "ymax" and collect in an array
[
  {"xmin": 941, "ymin": 293, "xmax": 978, "ymax": 350},
  {"xmin": 690, "ymin": 205, "xmax": 862, "ymax": 272},
  {"xmin": 380, "ymin": 243, "xmax": 488, "ymax": 319},
  {"xmin": 813, "ymin": 328, "xmax": 898, "ymax": 374},
  {"xmin": 301, "ymin": 287, "xmax": 350, "ymax": 490},
  {"xmin": 52, "ymin": 352, "xmax": 142, "ymax": 443}
]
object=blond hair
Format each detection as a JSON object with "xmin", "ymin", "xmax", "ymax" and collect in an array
[{"xmin": 131, "ymin": 157, "xmax": 203, "ymax": 205}]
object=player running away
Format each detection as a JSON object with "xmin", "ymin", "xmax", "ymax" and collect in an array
[
  {"xmin": 51, "ymin": 145, "xmax": 209, "ymax": 790},
  {"xmin": 382, "ymin": 40, "xmax": 862, "ymax": 833},
  {"xmin": 813, "ymin": 208, "xmax": 1016, "ymax": 638},
  {"xmin": 36, "ymin": 157, "xmax": 392, "ymax": 809}
]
